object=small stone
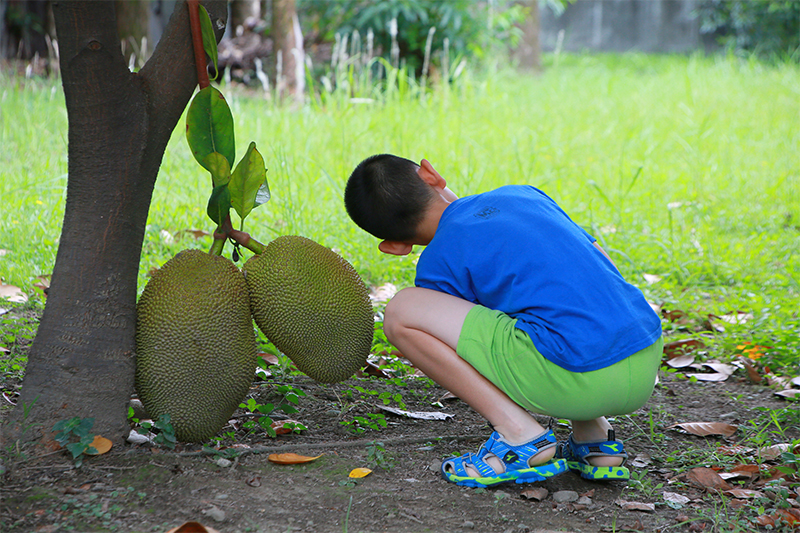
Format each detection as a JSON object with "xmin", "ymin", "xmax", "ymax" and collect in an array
[
  {"xmin": 203, "ymin": 505, "xmax": 226, "ymax": 522},
  {"xmin": 215, "ymin": 458, "xmax": 232, "ymax": 468},
  {"xmin": 577, "ymin": 496, "xmax": 593, "ymax": 506},
  {"xmin": 462, "ymin": 520, "xmax": 475, "ymax": 529},
  {"xmin": 553, "ymin": 490, "xmax": 579, "ymax": 503},
  {"xmin": 214, "ymin": 493, "xmax": 229, "ymax": 500}
]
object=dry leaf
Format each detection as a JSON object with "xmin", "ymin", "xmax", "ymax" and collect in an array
[
  {"xmin": 665, "ymin": 354, "xmax": 696, "ymax": 368},
  {"xmin": 792, "ymin": 376, "xmax": 800, "ymax": 387},
  {"xmin": 685, "ymin": 467, "xmax": 733, "ymax": 491},
  {"xmin": 245, "ymin": 475, "xmax": 261, "ymax": 487},
  {"xmin": 267, "ymin": 453, "xmax": 323, "ymax": 465},
  {"xmin": 663, "ymin": 492, "xmax": 691, "ymax": 506},
  {"xmin": 663, "ymin": 339, "xmax": 705, "ymax": 359},
  {"xmin": 717, "ymin": 311, "xmax": 754, "ymax": 325},
  {"xmin": 701, "ymin": 362, "xmax": 736, "ymax": 375},
  {"xmin": 775, "ymin": 389, "xmax": 800, "ymax": 399},
  {"xmin": 257, "ymin": 352, "xmax": 280, "ymax": 365},
  {"xmin": 84, "ymin": 435, "xmax": 113, "ymax": 455},
  {"xmin": 615, "ymin": 499, "xmax": 656, "ymax": 512},
  {"xmin": 349, "ymin": 467, "xmax": 372, "ymax": 478},
  {"xmin": 0, "ymin": 283, "xmax": 27, "ymax": 303},
  {"xmin": 376, "ymin": 405, "xmax": 454, "ymax": 420},
  {"xmin": 670, "ymin": 422, "xmax": 737, "ymax": 437},
  {"xmin": 175, "ymin": 229, "xmax": 211, "ymax": 240},
  {"xmin": 723, "ymin": 489, "xmax": 764, "ymax": 499},
  {"xmin": 755, "ymin": 515, "xmax": 775, "ymax": 527},
  {"xmin": 739, "ymin": 357, "xmax": 762, "ymax": 384},
  {"xmin": 166, "ymin": 521, "xmax": 220, "ymax": 533},
  {"xmin": 775, "ymin": 509, "xmax": 800, "ymax": 526},
  {"xmin": 717, "ymin": 445, "xmax": 753, "ymax": 456},
  {"xmin": 759, "ymin": 443, "xmax": 796, "ymax": 461},
  {"xmin": 270, "ymin": 420, "xmax": 304, "ymax": 435},
  {"xmin": 643, "ymin": 274, "xmax": 662, "ymax": 284},
  {"xmin": 685, "ymin": 372, "xmax": 730, "ymax": 382},
  {"xmin": 520, "ymin": 487, "xmax": 548, "ymax": 501}
]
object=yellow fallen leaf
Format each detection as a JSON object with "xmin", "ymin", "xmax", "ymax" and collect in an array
[
  {"xmin": 349, "ymin": 467, "xmax": 372, "ymax": 478},
  {"xmin": 267, "ymin": 453, "xmax": 323, "ymax": 465},
  {"xmin": 84, "ymin": 435, "xmax": 113, "ymax": 455}
]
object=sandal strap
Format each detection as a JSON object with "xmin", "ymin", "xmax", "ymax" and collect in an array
[
  {"xmin": 560, "ymin": 430, "xmax": 628, "ymax": 466},
  {"xmin": 478, "ymin": 430, "xmax": 557, "ymax": 472}
]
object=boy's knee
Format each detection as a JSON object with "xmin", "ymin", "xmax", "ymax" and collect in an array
[{"xmin": 382, "ymin": 287, "xmax": 417, "ymax": 342}]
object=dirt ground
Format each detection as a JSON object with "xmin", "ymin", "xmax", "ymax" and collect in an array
[{"xmin": 2, "ymin": 362, "xmax": 799, "ymax": 533}]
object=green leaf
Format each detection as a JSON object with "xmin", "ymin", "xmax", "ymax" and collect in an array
[
  {"xmin": 202, "ymin": 152, "xmax": 232, "ymax": 188},
  {"xmin": 207, "ymin": 183, "xmax": 231, "ymax": 226},
  {"xmin": 66, "ymin": 441, "xmax": 87, "ymax": 459},
  {"xmin": 229, "ymin": 142, "xmax": 270, "ymax": 224},
  {"xmin": 198, "ymin": 5, "xmax": 219, "ymax": 80},
  {"xmin": 186, "ymin": 86, "xmax": 235, "ymax": 170}
]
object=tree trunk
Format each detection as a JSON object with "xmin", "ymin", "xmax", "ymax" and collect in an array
[
  {"xmin": 230, "ymin": 0, "xmax": 261, "ymax": 36},
  {"xmin": 515, "ymin": 0, "xmax": 541, "ymax": 72},
  {"xmin": 3, "ymin": 0, "xmax": 227, "ymax": 449},
  {"xmin": 272, "ymin": 0, "xmax": 304, "ymax": 103}
]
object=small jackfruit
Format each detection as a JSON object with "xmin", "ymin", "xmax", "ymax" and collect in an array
[
  {"xmin": 135, "ymin": 249, "xmax": 257, "ymax": 443},
  {"xmin": 243, "ymin": 235, "xmax": 373, "ymax": 383}
]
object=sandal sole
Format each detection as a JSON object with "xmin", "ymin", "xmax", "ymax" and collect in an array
[
  {"xmin": 567, "ymin": 461, "xmax": 630, "ymax": 480},
  {"xmin": 443, "ymin": 458, "xmax": 568, "ymax": 488}
]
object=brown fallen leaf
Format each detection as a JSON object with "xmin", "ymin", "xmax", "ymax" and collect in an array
[
  {"xmin": 755, "ymin": 515, "xmax": 775, "ymax": 527},
  {"xmin": 0, "ymin": 283, "xmax": 27, "ymax": 303},
  {"xmin": 685, "ymin": 467, "xmax": 733, "ymax": 492},
  {"xmin": 615, "ymin": 499, "xmax": 656, "ymax": 512},
  {"xmin": 166, "ymin": 522, "xmax": 220, "ymax": 533},
  {"xmin": 775, "ymin": 509, "xmax": 800, "ymax": 526},
  {"xmin": 670, "ymin": 422, "xmax": 738, "ymax": 437},
  {"xmin": 270, "ymin": 419, "xmax": 305, "ymax": 435},
  {"xmin": 775, "ymin": 389, "xmax": 800, "ymax": 399},
  {"xmin": 759, "ymin": 443, "xmax": 798, "ymax": 461},
  {"xmin": 723, "ymin": 489, "xmax": 764, "ymax": 499},
  {"xmin": 739, "ymin": 357, "xmax": 762, "ymax": 384},
  {"xmin": 267, "ymin": 453, "xmax": 323, "ymax": 465},
  {"xmin": 663, "ymin": 339, "xmax": 705, "ymax": 359},
  {"xmin": 520, "ymin": 487, "xmax": 548, "ymax": 501},
  {"xmin": 84, "ymin": 435, "xmax": 113, "ymax": 455},
  {"xmin": 257, "ymin": 352, "xmax": 280, "ymax": 365}
]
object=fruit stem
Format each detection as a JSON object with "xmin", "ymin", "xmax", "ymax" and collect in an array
[{"xmin": 211, "ymin": 215, "xmax": 266, "ymax": 255}]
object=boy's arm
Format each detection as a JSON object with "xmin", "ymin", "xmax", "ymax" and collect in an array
[{"xmin": 593, "ymin": 242, "xmax": 619, "ymax": 271}]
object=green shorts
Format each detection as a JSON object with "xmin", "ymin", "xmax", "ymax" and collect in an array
[{"xmin": 456, "ymin": 306, "xmax": 663, "ymax": 421}]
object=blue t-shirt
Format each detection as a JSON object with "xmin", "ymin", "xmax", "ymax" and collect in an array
[{"xmin": 415, "ymin": 185, "xmax": 662, "ymax": 373}]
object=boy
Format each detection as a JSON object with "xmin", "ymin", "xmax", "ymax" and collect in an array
[{"xmin": 344, "ymin": 154, "xmax": 663, "ymax": 488}]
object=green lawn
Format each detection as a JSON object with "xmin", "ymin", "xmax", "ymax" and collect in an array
[{"xmin": 1, "ymin": 52, "xmax": 798, "ymax": 370}]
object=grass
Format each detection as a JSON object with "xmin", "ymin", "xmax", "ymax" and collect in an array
[{"xmin": 0, "ymin": 52, "xmax": 799, "ymax": 373}]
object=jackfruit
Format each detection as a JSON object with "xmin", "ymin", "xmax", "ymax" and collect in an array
[
  {"xmin": 243, "ymin": 235, "xmax": 373, "ymax": 383},
  {"xmin": 135, "ymin": 249, "xmax": 257, "ymax": 443}
]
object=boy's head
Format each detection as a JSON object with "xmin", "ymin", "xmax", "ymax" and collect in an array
[{"xmin": 344, "ymin": 154, "xmax": 436, "ymax": 242}]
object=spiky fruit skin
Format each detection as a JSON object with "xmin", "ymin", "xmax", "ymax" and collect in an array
[
  {"xmin": 243, "ymin": 235, "xmax": 373, "ymax": 384},
  {"xmin": 135, "ymin": 250, "xmax": 257, "ymax": 443}
]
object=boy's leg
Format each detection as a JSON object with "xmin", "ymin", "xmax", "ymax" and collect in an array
[
  {"xmin": 571, "ymin": 417, "xmax": 623, "ymax": 467},
  {"xmin": 383, "ymin": 287, "xmax": 556, "ymax": 471}
]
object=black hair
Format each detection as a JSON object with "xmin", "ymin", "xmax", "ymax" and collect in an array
[{"xmin": 344, "ymin": 154, "xmax": 436, "ymax": 242}]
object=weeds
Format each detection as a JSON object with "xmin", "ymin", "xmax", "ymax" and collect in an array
[{"xmin": 52, "ymin": 417, "xmax": 99, "ymax": 467}]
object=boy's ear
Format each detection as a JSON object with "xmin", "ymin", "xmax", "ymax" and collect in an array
[
  {"xmin": 418, "ymin": 159, "xmax": 446, "ymax": 188},
  {"xmin": 378, "ymin": 240, "xmax": 414, "ymax": 256}
]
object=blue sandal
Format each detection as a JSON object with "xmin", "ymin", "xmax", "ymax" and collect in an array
[
  {"xmin": 441, "ymin": 430, "xmax": 568, "ymax": 488},
  {"xmin": 557, "ymin": 429, "xmax": 630, "ymax": 480}
]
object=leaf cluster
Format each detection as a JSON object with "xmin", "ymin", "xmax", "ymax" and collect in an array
[{"xmin": 52, "ymin": 417, "xmax": 97, "ymax": 465}]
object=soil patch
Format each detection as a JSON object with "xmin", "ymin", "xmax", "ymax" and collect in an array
[{"xmin": 2, "ymin": 367, "xmax": 798, "ymax": 533}]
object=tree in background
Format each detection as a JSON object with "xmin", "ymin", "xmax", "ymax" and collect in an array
[
  {"xmin": 272, "ymin": 0, "xmax": 305, "ymax": 102},
  {"xmin": 697, "ymin": 0, "xmax": 800, "ymax": 60},
  {"xmin": 3, "ymin": 0, "xmax": 227, "ymax": 448}
]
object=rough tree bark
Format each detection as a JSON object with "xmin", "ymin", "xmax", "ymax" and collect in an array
[{"xmin": 2, "ymin": 0, "xmax": 227, "ymax": 448}]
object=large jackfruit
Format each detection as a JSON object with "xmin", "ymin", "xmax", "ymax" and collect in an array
[
  {"xmin": 243, "ymin": 235, "xmax": 373, "ymax": 383},
  {"xmin": 135, "ymin": 250, "xmax": 257, "ymax": 443}
]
